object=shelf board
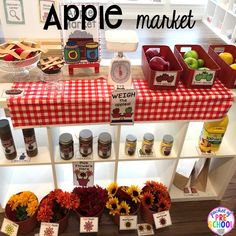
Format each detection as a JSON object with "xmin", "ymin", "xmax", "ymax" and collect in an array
[
  {"xmin": 180, "ymin": 140, "xmax": 236, "ymax": 159},
  {"xmin": 210, "ymin": 0, "xmax": 229, "ymax": 11},
  {"xmin": 119, "ymin": 142, "xmax": 178, "ymax": 161},
  {"xmin": 0, "ymin": 146, "xmax": 51, "ymax": 166},
  {"xmin": 170, "ymin": 181, "xmax": 217, "ymax": 202},
  {"xmin": 54, "ymin": 144, "xmax": 116, "ymax": 164}
]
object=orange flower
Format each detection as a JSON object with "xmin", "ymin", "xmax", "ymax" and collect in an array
[{"xmin": 141, "ymin": 192, "xmax": 154, "ymax": 208}]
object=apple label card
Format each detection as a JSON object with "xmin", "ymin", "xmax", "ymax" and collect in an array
[
  {"xmin": 153, "ymin": 210, "xmax": 172, "ymax": 229},
  {"xmin": 80, "ymin": 217, "xmax": 98, "ymax": 233},
  {"xmin": 137, "ymin": 223, "xmax": 154, "ymax": 236},
  {"xmin": 192, "ymin": 70, "xmax": 215, "ymax": 85},
  {"xmin": 119, "ymin": 215, "xmax": 137, "ymax": 230},
  {"xmin": 39, "ymin": 222, "xmax": 59, "ymax": 236},
  {"xmin": 1, "ymin": 218, "xmax": 19, "ymax": 236},
  {"xmin": 153, "ymin": 71, "xmax": 177, "ymax": 86}
]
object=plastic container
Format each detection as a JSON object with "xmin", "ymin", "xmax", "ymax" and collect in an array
[
  {"xmin": 199, "ymin": 116, "xmax": 228, "ymax": 153},
  {"xmin": 142, "ymin": 45, "xmax": 183, "ymax": 90},
  {"xmin": 208, "ymin": 45, "xmax": 236, "ymax": 88},
  {"xmin": 174, "ymin": 44, "xmax": 220, "ymax": 89}
]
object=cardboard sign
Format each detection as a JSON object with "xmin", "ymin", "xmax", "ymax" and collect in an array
[
  {"xmin": 60, "ymin": 2, "xmax": 101, "ymax": 64},
  {"xmin": 192, "ymin": 70, "xmax": 215, "ymax": 86},
  {"xmin": 4, "ymin": 0, "xmax": 25, "ymax": 24},
  {"xmin": 119, "ymin": 215, "xmax": 137, "ymax": 230},
  {"xmin": 1, "ymin": 218, "xmax": 19, "ymax": 236},
  {"xmin": 137, "ymin": 223, "xmax": 154, "ymax": 236},
  {"xmin": 39, "ymin": 222, "xmax": 59, "ymax": 236},
  {"xmin": 39, "ymin": 0, "xmax": 55, "ymax": 22},
  {"xmin": 110, "ymin": 89, "xmax": 136, "ymax": 125},
  {"xmin": 80, "ymin": 217, "xmax": 98, "ymax": 233},
  {"xmin": 153, "ymin": 210, "xmax": 172, "ymax": 229},
  {"xmin": 153, "ymin": 71, "xmax": 177, "ymax": 86},
  {"xmin": 73, "ymin": 162, "xmax": 94, "ymax": 187}
]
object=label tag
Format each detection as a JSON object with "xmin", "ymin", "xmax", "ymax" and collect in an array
[
  {"xmin": 73, "ymin": 162, "xmax": 94, "ymax": 187},
  {"xmin": 153, "ymin": 210, "xmax": 172, "ymax": 229},
  {"xmin": 80, "ymin": 217, "xmax": 98, "ymax": 233},
  {"xmin": 1, "ymin": 89, "xmax": 24, "ymax": 98},
  {"xmin": 137, "ymin": 223, "xmax": 154, "ymax": 235},
  {"xmin": 119, "ymin": 215, "xmax": 137, "ymax": 230},
  {"xmin": 180, "ymin": 47, "xmax": 192, "ymax": 53},
  {"xmin": 110, "ymin": 88, "xmax": 136, "ymax": 125},
  {"xmin": 214, "ymin": 47, "xmax": 225, "ymax": 54},
  {"xmin": 39, "ymin": 222, "xmax": 59, "ymax": 236},
  {"xmin": 192, "ymin": 70, "xmax": 215, "ymax": 86},
  {"xmin": 1, "ymin": 218, "xmax": 19, "ymax": 236},
  {"xmin": 153, "ymin": 71, "xmax": 177, "ymax": 87},
  {"xmin": 12, "ymin": 152, "xmax": 31, "ymax": 163}
]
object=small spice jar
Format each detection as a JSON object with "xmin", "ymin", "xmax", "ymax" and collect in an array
[
  {"xmin": 79, "ymin": 129, "xmax": 93, "ymax": 157},
  {"xmin": 0, "ymin": 119, "xmax": 17, "ymax": 160},
  {"xmin": 141, "ymin": 133, "xmax": 154, "ymax": 155},
  {"xmin": 59, "ymin": 133, "xmax": 74, "ymax": 160},
  {"xmin": 22, "ymin": 128, "xmax": 38, "ymax": 157},
  {"xmin": 98, "ymin": 132, "xmax": 112, "ymax": 159},
  {"xmin": 160, "ymin": 135, "xmax": 174, "ymax": 156},
  {"xmin": 125, "ymin": 135, "xmax": 137, "ymax": 156}
]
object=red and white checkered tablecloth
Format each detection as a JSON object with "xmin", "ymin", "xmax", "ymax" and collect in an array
[{"xmin": 7, "ymin": 78, "xmax": 233, "ymax": 127}]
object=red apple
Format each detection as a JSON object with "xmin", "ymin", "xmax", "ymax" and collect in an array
[
  {"xmin": 145, "ymin": 48, "xmax": 160, "ymax": 62},
  {"xmin": 149, "ymin": 56, "xmax": 170, "ymax": 71}
]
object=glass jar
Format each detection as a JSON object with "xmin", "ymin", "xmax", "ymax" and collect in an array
[
  {"xmin": 160, "ymin": 135, "xmax": 174, "ymax": 156},
  {"xmin": 141, "ymin": 133, "xmax": 154, "ymax": 155},
  {"xmin": 98, "ymin": 132, "xmax": 112, "ymax": 159},
  {"xmin": 59, "ymin": 133, "xmax": 74, "ymax": 160},
  {"xmin": 86, "ymin": 42, "xmax": 99, "ymax": 62},
  {"xmin": 22, "ymin": 128, "xmax": 38, "ymax": 157},
  {"xmin": 79, "ymin": 129, "xmax": 93, "ymax": 157},
  {"xmin": 0, "ymin": 119, "xmax": 17, "ymax": 160},
  {"xmin": 125, "ymin": 134, "xmax": 137, "ymax": 156}
]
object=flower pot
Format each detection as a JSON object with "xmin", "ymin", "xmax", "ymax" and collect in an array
[
  {"xmin": 141, "ymin": 204, "xmax": 156, "ymax": 225},
  {"xmin": 5, "ymin": 204, "xmax": 37, "ymax": 235},
  {"xmin": 57, "ymin": 210, "xmax": 69, "ymax": 234}
]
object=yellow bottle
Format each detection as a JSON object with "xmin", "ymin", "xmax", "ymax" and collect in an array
[{"xmin": 199, "ymin": 116, "xmax": 228, "ymax": 153}]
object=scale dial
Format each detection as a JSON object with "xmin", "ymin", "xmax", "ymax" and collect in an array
[{"xmin": 111, "ymin": 61, "xmax": 131, "ymax": 84}]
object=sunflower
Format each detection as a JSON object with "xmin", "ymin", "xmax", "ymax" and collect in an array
[
  {"xmin": 127, "ymin": 185, "xmax": 141, "ymax": 203},
  {"xmin": 141, "ymin": 192, "xmax": 154, "ymax": 208},
  {"xmin": 106, "ymin": 197, "xmax": 119, "ymax": 215},
  {"xmin": 156, "ymin": 197, "xmax": 171, "ymax": 212},
  {"xmin": 118, "ymin": 201, "xmax": 130, "ymax": 215},
  {"xmin": 107, "ymin": 183, "xmax": 118, "ymax": 197}
]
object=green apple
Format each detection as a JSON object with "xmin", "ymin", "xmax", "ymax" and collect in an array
[
  {"xmin": 184, "ymin": 50, "xmax": 199, "ymax": 60},
  {"xmin": 184, "ymin": 57, "xmax": 199, "ymax": 70},
  {"xmin": 198, "ymin": 67, "xmax": 210, "ymax": 70},
  {"xmin": 198, "ymin": 59, "xmax": 204, "ymax": 68}
]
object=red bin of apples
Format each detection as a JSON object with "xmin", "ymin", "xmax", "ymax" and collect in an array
[
  {"xmin": 208, "ymin": 45, "xmax": 236, "ymax": 89},
  {"xmin": 174, "ymin": 44, "xmax": 220, "ymax": 89},
  {"xmin": 142, "ymin": 45, "xmax": 183, "ymax": 90}
]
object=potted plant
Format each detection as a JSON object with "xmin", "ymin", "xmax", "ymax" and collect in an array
[
  {"xmin": 5, "ymin": 191, "xmax": 39, "ymax": 234},
  {"xmin": 73, "ymin": 185, "xmax": 108, "ymax": 220},
  {"xmin": 106, "ymin": 183, "xmax": 142, "ymax": 225},
  {"xmin": 141, "ymin": 180, "xmax": 171, "ymax": 225},
  {"xmin": 37, "ymin": 189, "xmax": 79, "ymax": 233}
]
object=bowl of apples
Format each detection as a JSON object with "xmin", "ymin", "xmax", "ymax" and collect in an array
[{"xmin": 0, "ymin": 40, "xmax": 45, "ymax": 80}]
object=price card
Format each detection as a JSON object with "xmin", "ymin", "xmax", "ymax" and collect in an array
[
  {"xmin": 137, "ymin": 223, "xmax": 154, "ymax": 236},
  {"xmin": 80, "ymin": 217, "xmax": 98, "ymax": 233},
  {"xmin": 119, "ymin": 215, "xmax": 137, "ymax": 230},
  {"xmin": 153, "ymin": 210, "xmax": 172, "ymax": 229},
  {"xmin": 1, "ymin": 218, "xmax": 19, "ymax": 236},
  {"xmin": 39, "ymin": 222, "xmax": 59, "ymax": 236}
]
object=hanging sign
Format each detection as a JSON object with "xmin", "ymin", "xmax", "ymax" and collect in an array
[
  {"xmin": 0, "ymin": 218, "xmax": 19, "ymax": 236},
  {"xmin": 4, "ymin": 0, "xmax": 25, "ymax": 24},
  {"xmin": 73, "ymin": 161, "xmax": 94, "ymax": 187},
  {"xmin": 110, "ymin": 89, "xmax": 136, "ymax": 125},
  {"xmin": 39, "ymin": 222, "xmax": 59, "ymax": 236},
  {"xmin": 39, "ymin": 0, "xmax": 55, "ymax": 22}
]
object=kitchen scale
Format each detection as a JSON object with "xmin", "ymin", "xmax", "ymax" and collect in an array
[{"xmin": 105, "ymin": 30, "xmax": 139, "ymax": 89}]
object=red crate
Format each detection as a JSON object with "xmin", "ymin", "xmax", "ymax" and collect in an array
[
  {"xmin": 141, "ymin": 45, "xmax": 183, "ymax": 90},
  {"xmin": 174, "ymin": 45, "xmax": 220, "ymax": 89},
  {"xmin": 208, "ymin": 45, "xmax": 236, "ymax": 89}
]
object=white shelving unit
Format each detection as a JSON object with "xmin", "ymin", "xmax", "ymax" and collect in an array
[
  {"xmin": 203, "ymin": 0, "xmax": 236, "ymax": 45},
  {"xmin": 0, "ymin": 88, "xmax": 236, "ymax": 208}
]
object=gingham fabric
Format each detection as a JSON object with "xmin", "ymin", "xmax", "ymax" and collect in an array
[{"xmin": 7, "ymin": 78, "xmax": 233, "ymax": 127}]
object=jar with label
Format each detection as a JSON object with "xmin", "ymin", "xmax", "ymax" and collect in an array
[
  {"xmin": 79, "ymin": 129, "xmax": 93, "ymax": 157},
  {"xmin": 141, "ymin": 133, "xmax": 154, "ymax": 155},
  {"xmin": 22, "ymin": 128, "xmax": 38, "ymax": 157},
  {"xmin": 125, "ymin": 135, "xmax": 137, "ymax": 156},
  {"xmin": 160, "ymin": 135, "xmax": 174, "ymax": 156},
  {"xmin": 0, "ymin": 119, "xmax": 17, "ymax": 160},
  {"xmin": 98, "ymin": 132, "xmax": 112, "ymax": 159},
  {"xmin": 86, "ymin": 42, "xmax": 99, "ymax": 62},
  {"xmin": 59, "ymin": 133, "xmax": 74, "ymax": 160}
]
